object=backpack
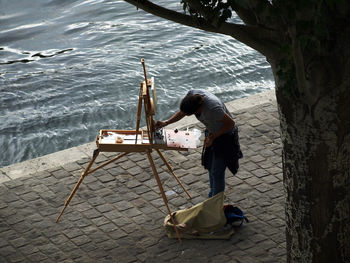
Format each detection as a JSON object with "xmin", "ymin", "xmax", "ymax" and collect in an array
[{"xmin": 223, "ymin": 205, "xmax": 249, "ymax": 227}]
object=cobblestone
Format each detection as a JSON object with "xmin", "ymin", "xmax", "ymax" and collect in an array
[{"xmin": 0, "ymin": 94, "xmax": 286, "ymax": 262}]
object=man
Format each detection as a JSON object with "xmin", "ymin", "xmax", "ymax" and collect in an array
[{"xmin": 155, "ymin": 89, "xmax": 242, "ymax": 198}]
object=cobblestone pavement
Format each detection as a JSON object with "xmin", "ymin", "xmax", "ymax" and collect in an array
[{"xmin": 0, "ymin": 99, "xmax": 285, "ymax": 263}]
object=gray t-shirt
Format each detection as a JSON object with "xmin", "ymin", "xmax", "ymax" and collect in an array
[{"xmin": 187, "ymin": 89, "xmax": 235, "ymax": 134}]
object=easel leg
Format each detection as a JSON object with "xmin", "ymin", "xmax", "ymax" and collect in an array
[
  {"xmin": 56, "ymin": 149, "xmax": 100, "ymax": 223},
  {"xmin": 135, "ymin": 87, "xmax": 143, "ymax": 144},
  {"xmin": 146, "ymin": 150, "xmax": 182, "ymax": 244},
  {"xmin": 156, "ymin": 149, "xmax": 192, "ymax": 199}
]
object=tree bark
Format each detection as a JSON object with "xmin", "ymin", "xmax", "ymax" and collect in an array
[{"xmin": 271, "ymin": 59, "xmax": 350, "ymax": 262}]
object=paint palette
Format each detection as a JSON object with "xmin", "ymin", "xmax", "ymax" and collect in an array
[{"xmin": 164, "ymin": 129, "xmax": 197, "ymax": 149}]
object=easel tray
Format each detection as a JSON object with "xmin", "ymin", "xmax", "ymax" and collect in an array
[{"xmin": 97, "ymin": 129, "xmax": 191, "ymax": 152}]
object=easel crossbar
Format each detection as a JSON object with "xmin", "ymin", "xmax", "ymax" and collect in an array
[{"xmin": 87, "ymin": 152, "xmax": 128, "ymax": 175}]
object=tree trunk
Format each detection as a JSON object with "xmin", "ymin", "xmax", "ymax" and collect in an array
[{"xmin": 271, "ymin": 61, "xmax": 350, "ymax": 262}]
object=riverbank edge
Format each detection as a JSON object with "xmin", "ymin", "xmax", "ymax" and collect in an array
[{"xmin": 0, "ymin": 89, "xmax": 276, "ymax": 183}]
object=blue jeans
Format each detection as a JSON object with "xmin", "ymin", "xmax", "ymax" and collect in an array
[{"xmin": 208, "ymin": 155, "xmax": 226, "ymax": 198}]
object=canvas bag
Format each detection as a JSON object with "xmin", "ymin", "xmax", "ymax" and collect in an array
[{"xmin": 163, "ymin": 192, "xmax": 235, "ymax": 239}]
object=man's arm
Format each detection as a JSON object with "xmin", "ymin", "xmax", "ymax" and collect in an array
[
  {"xmin": 155, "ymin": 111, "xmax": 186, "ymax": 129},
  {"xmin": 213, "ymin": 112, "xmax": 235, "ymax": 139},
  {"xmin": 205, "ymin": 112, "xmax": 235, "ymax": 146}
]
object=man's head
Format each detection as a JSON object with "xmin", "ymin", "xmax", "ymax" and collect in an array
[{"xmin": 180, "ymin": 94, "xmax": 203, "ymax": 116}]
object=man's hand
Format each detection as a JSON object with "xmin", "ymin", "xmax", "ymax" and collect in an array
[
  {"xmin": 155, "ymin": 120, "xmax": 167, "ymax": 130},
  {"xmin": 204, "ymin": 134, "xmax": 214, "ymax": 147},
  {"xmin": 154, "ymin": 111, "xmax": 186, "ymax": 130}
]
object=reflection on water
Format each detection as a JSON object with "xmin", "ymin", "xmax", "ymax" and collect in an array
[{"xmin": 0, "ymin": 0, "xmax": 274, "ymax": 168}]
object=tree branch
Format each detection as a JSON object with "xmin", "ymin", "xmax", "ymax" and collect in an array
[
  {"xmin": 232, "ymin": 0, "xmax": 284, "ymax": 31},
  {"xmin": 123, "ymin": 0, "xmax": 282, "ymax": 58}
]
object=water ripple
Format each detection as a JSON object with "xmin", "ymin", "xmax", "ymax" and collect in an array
[{"xmin": 0, "ymin": 0, "xmax": 274, "ymax": 168}]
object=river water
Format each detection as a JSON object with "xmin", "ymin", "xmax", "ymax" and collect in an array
[{"xmin": 0, "ymin": 0, "xmax": 274, "ymax": 168}]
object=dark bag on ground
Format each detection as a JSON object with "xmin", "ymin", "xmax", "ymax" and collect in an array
[{"xmin": 223, "ymin": 205, "xmax": 249, "ymax": 227}]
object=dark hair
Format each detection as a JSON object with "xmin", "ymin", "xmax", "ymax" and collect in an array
[{"xmin": 180, "ymin": 94, "xmax": 203, "ymax": 115}]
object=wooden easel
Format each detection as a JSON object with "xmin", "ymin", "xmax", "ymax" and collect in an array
[{"xmin": 56, "ymin": 59, "xmax": 192, "ymax": 243}]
